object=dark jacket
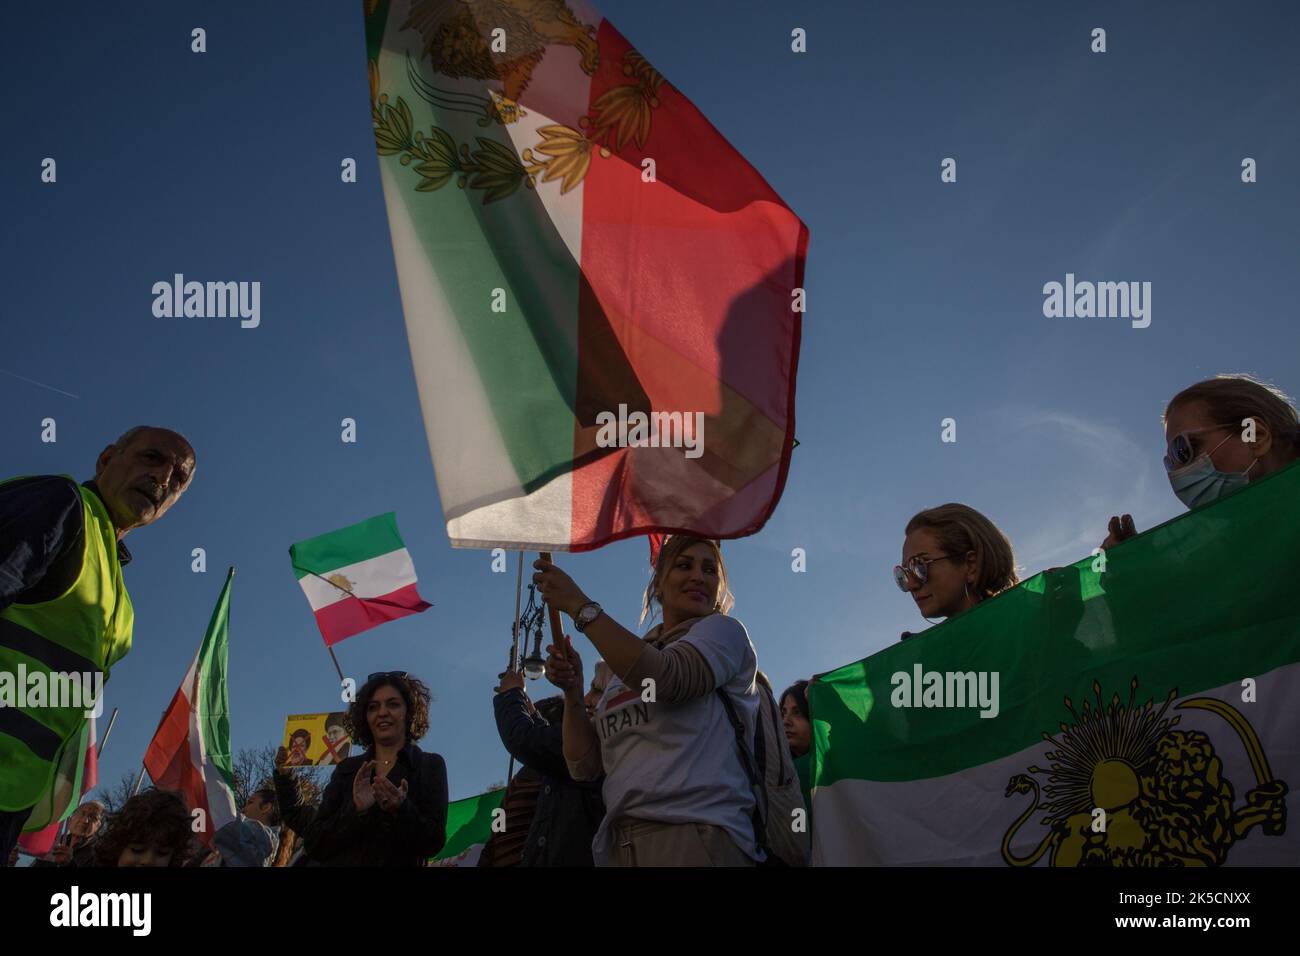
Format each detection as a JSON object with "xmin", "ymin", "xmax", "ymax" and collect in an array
[
  {"xmin": 493, "ymin": 689, "xmax": 604, "ymax": 867},
  {"xmin": 0, "ymin": 477, "xmax": 131, "ymax": 611},
  {"xmin": 294, "ymin": 742, "xmax": 448, "ymax": 866}
]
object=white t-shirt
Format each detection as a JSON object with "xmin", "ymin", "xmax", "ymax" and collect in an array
[{"xmin": 591, "ymin": 614, "xmax": 761, "ymax": 864}]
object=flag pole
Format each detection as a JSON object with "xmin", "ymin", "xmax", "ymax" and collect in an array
[
  {"xmin": 133, "ymin": 702, "xmax": 166, "ymax": 796},
  {"xmin": 538, "ymin": 551, "xmax": 565, "ymax": 655},
  {"xmin": 326, "ymin": 644, "xmax": 346, "ymax": 683},
  {"xmin": 510, "ymin": 550, "xmax": 525, "ymax": 671},
  {"xmin": 97, "ymin": 707, "xmax": 120, "ymax": 758},
  {"xmin": 505, "ymin": 549, "xmax": 526, "ymax": 785}
]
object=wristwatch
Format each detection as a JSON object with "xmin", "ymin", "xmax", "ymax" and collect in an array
[{"xmin": 573, "ymin": 601, "xmax": 603, "ymax": 633}]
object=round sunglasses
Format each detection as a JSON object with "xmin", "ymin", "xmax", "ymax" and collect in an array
[
  {"xmin": 892, "ymin": 554, "xmax": 959, "ymax": 592},
  {"xmin": 1163, "ymin": 424, "xmax": 1237, "ymax": 472}
]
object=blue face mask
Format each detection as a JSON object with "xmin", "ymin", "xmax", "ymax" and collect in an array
[{"xmin": 1167, "ymin": 434, "xmax": 1256, "ymax": 509}]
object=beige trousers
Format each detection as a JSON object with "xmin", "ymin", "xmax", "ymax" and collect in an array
[{"xmin": 605, "ymin": 818, "xmax": 756, "ymax": 867}]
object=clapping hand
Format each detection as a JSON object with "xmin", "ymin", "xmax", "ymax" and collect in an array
[
  {"xmin": 352, "ymin": 760, "xmax": 378, "ymax": 812},
  {"xmin": 374, "ymin": 775, "xmax": 408, "ymax": 814}
]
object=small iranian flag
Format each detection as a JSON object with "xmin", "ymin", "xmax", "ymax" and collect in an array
[
  {"xmin": 365, "ymin": 0, "xmax": 806, "ymax": 551},
  {"xmin": 809, "ymin": 462, "xmax": 1300, "ymax": 866},
  {"xmin": 143, "ymin": 569, "xmax": 238, "ymax": 846},
  {"xmin": 431, "ymin": 789, "xmax": 506, "ymax": 866},
  {"xmin": 18, "ymin": 715, "xmax": 98, "ymax": 857},
  {"xmin": 289, "ymin": 513, "xmax": 431, "ymax": 647}
]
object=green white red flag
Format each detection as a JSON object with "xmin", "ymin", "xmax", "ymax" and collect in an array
[
  {"xmin": 18, "ymin": 715, "xmax": 97, "ymax": 856},
  {"xmin": 142, "ymin": 569, "xmax": 238, "ymax": 847},
  {"xmin": 809, "ymin": 462, "xmax": 1300, "ymax": 866},
  {"xmin": 365, "ymin": 0, "xmax": 806, "ymax": 551},
  {"xmin": 289, "ymin": 513, "xmax": 431, "ymax": 647}
]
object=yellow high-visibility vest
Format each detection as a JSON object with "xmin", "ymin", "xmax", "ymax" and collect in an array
[{"xmin": 0, "ymin": 477, "xmax": 133, "ymax": 811}]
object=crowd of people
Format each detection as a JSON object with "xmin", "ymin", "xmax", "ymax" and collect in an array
[{"xmin": 3, "ymin": 373, "xmax": 1298, "ymax": 868}]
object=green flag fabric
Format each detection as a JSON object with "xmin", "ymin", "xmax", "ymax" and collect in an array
[
  {"xmin": 431, "ymin": 789, "xmax": 506, "ymax": 865},
  {"xmin": 810, "ymin": 461, "xmax": 1299, "ymax": 866}
]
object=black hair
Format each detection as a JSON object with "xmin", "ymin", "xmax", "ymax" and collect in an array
[
  {"xmin": 95, "ymin": 789, "xmax": 194, "ymax": 867},
  {"xmin": 780, "ymin": 679, "xmax": 811, "ymax": 722},
  {"xmin": 346, "ymin": 673, "xmax": 432, "ymax": 749}
]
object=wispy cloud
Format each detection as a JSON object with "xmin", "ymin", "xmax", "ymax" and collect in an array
[{"xmin": 997, "ymin": 407, "xmax": 1178, "ymax": 573}]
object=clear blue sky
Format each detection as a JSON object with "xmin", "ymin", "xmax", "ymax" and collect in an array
[{"xmin": 3, "ymin": 0, "xmax": 1298, "ymax": 806}]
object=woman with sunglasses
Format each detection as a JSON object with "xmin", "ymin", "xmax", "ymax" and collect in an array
[
  {"xmin": 281, "ymin": 671, "xmax": 448, "ymax": 866},
  {"xmin": 1103, "ymin": 374, "xmax": 1300, "ymax": 547},
  {"xmin": 895, "ymin": 504, "xmax": 1019, "ymax": 624}
]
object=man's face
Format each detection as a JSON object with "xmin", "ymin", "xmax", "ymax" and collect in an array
[
  {"xmin": 68, "ymin": 803, "xmax": 103, "ymax": 839},
  {"xmin": 94, "ymin": 428, "xmax": 195, "ymax": 532}
]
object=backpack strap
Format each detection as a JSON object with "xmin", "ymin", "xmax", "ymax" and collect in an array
[{"xmin": 715, "ymin": 687, "xmax": 772, "ymax": 859}]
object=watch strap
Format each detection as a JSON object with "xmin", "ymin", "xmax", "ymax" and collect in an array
[{"xmin": 574, "ymin": 601, "xmax": 602, "ymax": 633}]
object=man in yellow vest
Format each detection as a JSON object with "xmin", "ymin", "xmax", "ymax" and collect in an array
[{"xmin": 0, "ymin": 425, "xmax": 195, "ymax": 861}]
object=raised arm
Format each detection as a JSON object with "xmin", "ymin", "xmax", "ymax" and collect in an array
[{"xmin": 544, "ymin": 634, "xmax": 602, "ymax": 781}]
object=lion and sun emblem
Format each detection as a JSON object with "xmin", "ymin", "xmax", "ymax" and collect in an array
[
  {"xmin": 1001, "ymin": 678, "xmax": 1288, "ymax": 866},
  {"xmin": 369, "ymin": 0, "xmax": 667, "ymax": 202}
]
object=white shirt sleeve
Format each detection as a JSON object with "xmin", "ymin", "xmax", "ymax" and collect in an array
[{"xmin": 680, "ymin": 615, "xmax": 755, "ymax": 690}]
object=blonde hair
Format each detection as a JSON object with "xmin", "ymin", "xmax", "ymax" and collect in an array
[
  {"xmin": 904, "ymin": 504, "xmax": 1018, "ymax": 601},
  {"xmin": 640, "ymin": 535, "xmax": 735, "ymax": 624},
  {"xmin": 1165, "ymin": 374, "xmax": 1300, "ymax": 458}
]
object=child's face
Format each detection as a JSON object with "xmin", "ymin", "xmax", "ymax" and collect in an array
[{"xmin": 117, "ymin": 842, "xmax": 174, "ymax": 867}]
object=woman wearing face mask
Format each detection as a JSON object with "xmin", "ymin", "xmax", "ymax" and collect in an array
[
  {"xmin": 287, "ymin": 672, "xmax": 448, "ymax": 866},
  {"xmin": 895, "ymin": 504, "xmax": 1019, "ymax": 626},
  {"xmin": 1103, "ymin": 374, "xmax": 1300, "ymax": 547},
  {"xmin": 537, "ymin": 536, "xmax": 764, "ymax": 867}
]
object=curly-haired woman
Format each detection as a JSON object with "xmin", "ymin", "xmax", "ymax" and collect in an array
[
  {"xmin": 94, "ymin": 789, "xmax": 194, "ymax": 867},
  {"xmin": 280, "ymin": 672, "xmax": 448, "ymax": 866}
]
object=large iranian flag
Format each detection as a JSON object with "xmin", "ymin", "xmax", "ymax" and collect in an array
[
  {"xmin": 289, "ymin": 513, "xmax": 432, "ymax": 646},
  {"xmin": 365, "ymin": 0, "xmax": 806, "ymax": 551},
  {"xmin": 810, "ymin": 461, "xmax": 1300, "ymax": 866},
  {"xmin": 142, "ymin": 569, "xmax": 238, "ymax": 846}
]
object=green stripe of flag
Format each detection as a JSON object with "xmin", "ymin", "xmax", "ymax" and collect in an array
[
  {"xmin": 433, "ymin": 788, "xmax": 506, "ymax": 861},
  {"xmin": 289, "ymin": 513, "xmax": 407, "ymax": 579},
  {"xmin": 198, "ymin": 569, "xmax": 235, "ymax": 789}
]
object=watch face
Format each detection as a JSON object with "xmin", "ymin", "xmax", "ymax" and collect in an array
[{"xmin": 580, "ymin": 604, "xmax": 599, "ymax": 624}]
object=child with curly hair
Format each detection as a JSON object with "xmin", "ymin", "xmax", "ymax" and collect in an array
[{"xmin": 94, "ymin": 789, "xmax": 194, "ymax": 867}]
